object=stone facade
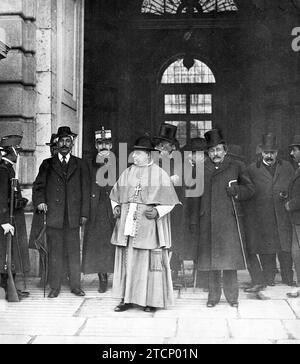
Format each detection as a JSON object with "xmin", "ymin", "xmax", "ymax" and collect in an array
[{"xmin": 0, "ymin": 0, "xmax": 85, "ymax": 276}]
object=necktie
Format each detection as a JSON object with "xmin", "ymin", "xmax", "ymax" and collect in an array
[{"xmin": 62, "ymin": 156, "xmax": 67, "ymax": 166}]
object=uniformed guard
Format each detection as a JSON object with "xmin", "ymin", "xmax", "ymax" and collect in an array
[
  {"xmin": 82, "ymin": 127, "xmax": 116, "ymax": 293},
  {"xmin": 0, "ymin": 134, "xmax": 30, "ymax": 299}
]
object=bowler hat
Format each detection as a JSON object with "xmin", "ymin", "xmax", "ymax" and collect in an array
[
  {"xmin": 153, "ymin": 123, "xmax": 177, "ymax": 144},
  {"xmin": 260, "ymin": 133, "xmax": 278, "ymax": 152},
  {"xmin": 228, "ymin": 144, "xmax": 245, "ymax": 161},
  {"xmin": 289, "ymin": 135, "xmax": 300, "ymax": 148},
  {"xmin": 133, "ymin": 135, "xmax": 156, "ymax": 151},
  {"xmin": 204, "ymin": 129, "xmax": 225, "ymax": 149},
  {"xmin": 45, "ymin": 134, "xmax": 58, "ymax": 146},
  {"xmin": 95, "ymin": 127, "xmax": 112, "ymax": 142},
  {"xmin": 56, "ymin": 126, "xmax": 77, "ymax": 139},
  {"xmin": 0, "ymin": 134, "xmax": 23, "ymax": 148}
]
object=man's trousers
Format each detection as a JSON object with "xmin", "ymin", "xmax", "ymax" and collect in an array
[
  {"xmin": 208, "ymin": 270, "xmax": 239, "ymax": 304},
  {"xmin": 247, "ymin": 252, "xmax": 293, "ymax": 286},
  {"xmin": 47, "ymin": 227, "xmax": 81, "ymax": 291}
]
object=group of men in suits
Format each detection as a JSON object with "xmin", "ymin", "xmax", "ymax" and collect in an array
[{"xmin": 2, "ymin": 123, "xmax": 300, "ymax": 309}]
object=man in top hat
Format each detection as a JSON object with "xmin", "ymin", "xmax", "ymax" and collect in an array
[
  {"xmin": 244, "ymin": 133, "xmax": 295, "ymax": 291},
  {"xmin": 82, "ymin": 127, "xmax": 115, "ymax": 293},
  {"xmin": 285, "ymin": 135, "xmax": 300, "ymax": 297},
  {"xmin": 0, "ymin": 134, "xmax": 30, "ymax": 299},
  {"xmin": 153, "ymin": 123, "xmax": 184, "ymax": 281},
  {"xmin": 194, "ymin": 129, "xmax": 255, "ymax": 307},
  {"xmin": 32, "ymin": 126, "xmax": 89, "ymax": 298},
  {"xmin": 110, "ymin": 135, "xmax": 180, "ymax": 312}
]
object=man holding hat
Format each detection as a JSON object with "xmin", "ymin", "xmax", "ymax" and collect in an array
[
  {"xmin": 195, "ymin": 129, "xmax": 255, "ymax": 307},
  {"xmin": 82, "ymin": 127, "xmax": 115, "ymax": 293},
  {"xmin": 245, "ymin": 133, "xmax": 295, "ymax": 291},
  {"xmin": 285, "ymin": 135, "xmax": 300, "ymax": 297},
  {"xmin": 32, "ymin": 126, "xmax": 89, "ymax": 298},
  {"xmin": 0, "ymin": 134, "xmax": 30, "ymax": 298},
  {"xmin": 110, "ymin": 135, "xmax": 180, "ymax": 312}
]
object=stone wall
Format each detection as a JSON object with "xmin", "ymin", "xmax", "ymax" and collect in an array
[{"xmin": 0, "ymin": 0, "xmax": 36, "ymax": 192}]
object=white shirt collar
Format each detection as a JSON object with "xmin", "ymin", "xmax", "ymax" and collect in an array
[{"xmin": 58, "ymin": 153, "xmax": 70, "ymax": 163}]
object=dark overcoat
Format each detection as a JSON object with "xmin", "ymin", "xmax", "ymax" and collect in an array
[
  {"xmin": 287, "ymin": 167, "xmax": 300, "ymax": 225},
  {"xmin": 0, "ymin": 161, "xmax": 30, "ymax": 273},
  {"xmin": 196, "ymin": 156, "xmax": 255, "ymax": 271},
  {"xmin": 32, "ymin": 155, "xmax": 90, "ymax": 229},
  {"xmin": 244, "ymin": 160, "xmax": 294, "ymax": 254},
  {"xmin": 82, "ymin": 157, "xmax": 115, "ymax": 274}
]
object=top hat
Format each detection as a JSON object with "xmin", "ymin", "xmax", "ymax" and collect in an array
[
  {"xmin": 204, "ymin": 129, "xmax": 225, "ymax": 149},
  {"xmin": 56, "ymin": 126, "xmax": 77, "ymax": 139},
  {"xmin": 0, "ymin": 134, "xmax": 23, "ymax": 148},
  {"xmin": 95, "ymin": 127, "xmax": 112, "ymax": 142},
  {"xmin": 260, "ymin": 133, "xmax": 279, "ymax": 152},
  {"xmin": 45, "ymin": 134, "xmax": 58, "ymax": 146},
  {"xmin": 133, "ymin": 135, "xmax": 156, "ymax": 151},
  {"xmin": 289, "ymin": 135, "xmax": 300, "ymax": 148},
  {"xmin": 153, "ymin": 123, "xmax": 177, "ymax": 144},
  {"xmin": 190, "ymin": 137, "xmax": 207, "ymax": 152}
]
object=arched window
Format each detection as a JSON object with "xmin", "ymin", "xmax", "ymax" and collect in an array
[
  {"xmin": 142, "ymin": 0, "xmax": 238, "ymax": 15},
  {"xmin": 159, "ymin": 58, "xmax": 215, "ymax": 147}
]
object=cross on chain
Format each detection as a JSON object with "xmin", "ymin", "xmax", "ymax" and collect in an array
[{"xmin": 133, "ymin": 183, "xmax": 142, "ymax": 202}]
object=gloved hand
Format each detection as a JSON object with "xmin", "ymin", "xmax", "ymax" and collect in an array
[
  {"xmin": 37, "ymin": 203, "xmax": 48, "ymax": 213},
  {"xmin": 113, "ymin": 206, "xmax": 121, "ymax": 219},
  {"xmin": 226, "ymin": 185, "xmax": 238, "ymax": 197},
  {"xmin": 145, "ymin": 207, "xmax": 158, "ymax": 220},
  {"xmin": 1, "ymin": 223, "xmax": 14, "ymax": 236}
]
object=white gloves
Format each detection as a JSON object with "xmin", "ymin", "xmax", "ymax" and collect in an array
[{"xmin": 1, "ymin": 223, "xmax": 15, "ymax": 236}]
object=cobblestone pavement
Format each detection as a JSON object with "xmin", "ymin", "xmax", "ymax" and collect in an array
[{"xmin": 1, "ymin": 272, "xmax": 300, "ymax": 344}]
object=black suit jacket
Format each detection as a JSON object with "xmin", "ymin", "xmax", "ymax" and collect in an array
[
  {"xmin": 32, "ymin": 155, "xmax": 90, "ymax": 229},
  {"xmin": 288, "ymin": 167, "xmax": 300, "ymax": 225}
]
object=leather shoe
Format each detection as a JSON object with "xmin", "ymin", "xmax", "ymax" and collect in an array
[
  {"xmin": 114, "ymin": 303, "xmax": 132, "ymax": 312},
  {"xmin": 267, "ymin": 281, "xmax": 275, "ymax": 287},
  {"xmin": 71, "ymin": 288, "xmax": 85, "ymax": 297},
  {"xmin": 98, "ymin": 273, "xmax": 108, "ymax": 293},
  {"xmin": 244, "ymin": 284, "xmax": 265, "ymax": 293},
  {"xmin": 229, "ymin": 302, "xmax": 239, "ymax": 308},
  {"xmin": 48, "ymin": 289, "xmax": 60, "ymax": 298},
  {"xmin": 17, "ymin": 290, "xmax": 30, "ymax": 298},
  {"xmin": 144, "ymin": 306, "xmax": 156, "ymax": 313},
  {"xmin": 207, "ymin": 301, "xmax": 216, "ymax": 308},
  {"xmin": 287, "ymin": 291, "xmax": 300, "ymax": 298}
]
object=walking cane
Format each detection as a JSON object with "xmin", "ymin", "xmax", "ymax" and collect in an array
[
  {"xmin": 228, "ymin": 180, "xmax": 248, "ymax": 270},
  {"xmin": 14, "ymin": 219, "xmax": 30, "ymax": 295}
]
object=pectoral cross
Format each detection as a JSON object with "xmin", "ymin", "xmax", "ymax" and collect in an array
[{"xmin": 133, "ymin": 183, "xmax": 142, "ymax": 202}]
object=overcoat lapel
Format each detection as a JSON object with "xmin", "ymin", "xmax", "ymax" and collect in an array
[
  {"xmin": 67, "ymin": 156, "xmax": 77, "ymax": 181},
  {"xmin": 273, "ymin": 163, "xmax": 281, "ymax": 184},
  {"xmin": 51, "ymin": 156, "xmax": 64, "ymax": 179}
]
